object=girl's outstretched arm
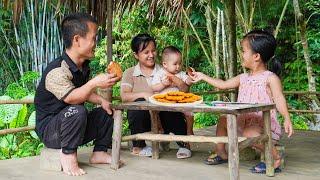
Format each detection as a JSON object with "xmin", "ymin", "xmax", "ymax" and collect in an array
[
  {"xmin": 191, "ymin": 72, "xmax": 240, "ymax": 90},
  {"xmin": 268, "ymin": 74, "xmax": 294, "ymax": 137}
]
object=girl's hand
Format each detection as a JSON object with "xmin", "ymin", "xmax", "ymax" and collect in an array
[
  {"xmin": 284, "ymin": 118, "xmax": 294, "ymax": 138},
  {"xmin": 191, "ymin": 72, "xmax": 206, "ymax": 83}
]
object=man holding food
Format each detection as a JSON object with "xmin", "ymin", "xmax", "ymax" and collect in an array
[{"xmin": 34, "ymin": 13, "xmax": 121, "ymax": 176}]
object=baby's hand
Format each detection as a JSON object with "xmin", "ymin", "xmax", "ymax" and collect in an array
[
  {"xmin": 190, "ymin": 72, "xmax": 205, "ymax": 83},
  {"xmin": 284, "ymin": 118, "xmax": 294, "ymax": 138}
]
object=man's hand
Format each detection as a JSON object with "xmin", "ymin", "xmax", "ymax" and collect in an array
[
  {"xmin": 100, "ymin": 99, "xmax": 113, "ymax": 115},
  {"xmin": 91, "ymin": 73, "xmax": 120, "ymax": 89}
]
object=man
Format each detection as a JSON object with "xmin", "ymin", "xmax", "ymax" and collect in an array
[{"xmin": 35, "ymin": 13, "xmax": 120, "ymax": 176}]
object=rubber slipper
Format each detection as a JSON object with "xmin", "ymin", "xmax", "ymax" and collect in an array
[{"xmin": 203, "ymin": 155, "xmax": 228, "ymax": 165}]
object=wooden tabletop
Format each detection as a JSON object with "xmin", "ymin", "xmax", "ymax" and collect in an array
[{"xmin": 111, "ymin": 101, "xmax": 275, "ymax": 115}]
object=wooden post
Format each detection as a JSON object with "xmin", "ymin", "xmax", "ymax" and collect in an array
[
  {"xmin": 227, "ymin": 114, "xmax": 239, "ymax": 180},
  {"xmin": 263, "ymin": 110, "xmax": 274, "ymax": 176},
  {"xmin": 149, "ymin": 110, "xmax": 160, "ymax": 159},
  {"xmin": 111, "ymin": 110, "xmax": 123, "ymax": 170},
  {"xmin": 105, "ymin": 0, "xmax": 113, "ymax": 101}
]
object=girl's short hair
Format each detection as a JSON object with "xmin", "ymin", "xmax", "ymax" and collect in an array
[
  {"xmin": 244, "ymin": 30, "xmax": 282, "ymax": 76},
  {"xmin": 131, "ymin": 34, "xmax": 156, "ymax": 53}
]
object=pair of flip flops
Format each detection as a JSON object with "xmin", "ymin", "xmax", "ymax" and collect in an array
[
  {"xmin": 203, "ymin": 154, "xmax": 228, "ymax": 165},
  {"xmin": 250, "ymin": 162, "xmax": 282, "ymax": 174}
]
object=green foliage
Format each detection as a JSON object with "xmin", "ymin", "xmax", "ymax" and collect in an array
[
  {"xmin": 194, "ymin": 113, "xmax": 218, "ymax": 129},
  {"xmin": 0, "ymin": 96, "xmax": 23, "ymax": 124}
]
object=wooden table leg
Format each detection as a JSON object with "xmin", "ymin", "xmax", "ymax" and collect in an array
[
  {"xmin": 150, "ymin": 110, "xmax": 160, "ymax": 159},
  {"xmin": 111, "ymin": 110, "xmax": 123, "ymax": 170},
  {"xmin": 263, "ymin": 110, "xmax": 274, "ymax": 176},
  {"xmin": 227, "ymin": 114, "xmax": 239, "ymax": 180}
]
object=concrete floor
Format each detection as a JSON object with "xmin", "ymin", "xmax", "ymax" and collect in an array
[{"xmin": 0, "ymin": 127, "xmax": 319, "ymax": 180}]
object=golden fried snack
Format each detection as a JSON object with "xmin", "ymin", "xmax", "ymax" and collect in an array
[
  {"xmin": 167, "ymin": 91, "xmax": 185, "ymax": 96},
  {"xmin": 157, "ymin": 98, "xmax": 176, "ymax": 103},
  {"xmin": 184, "ymin": 93, "xmax": 194, "ymax": 98},
  {"xmin": 187, "ymin": 67, "xmax": 195, "ymax": 77},
  {"xmin": 153, "ymin": 91, "xmax": 202, "ymax": 103},
  {"xmin": 107, "ymin": 61, "xmax": 122, "ymax": 78},
  {"xmin": 191, "ymin": 95, "xmax": 201, "ymax": 101},
  {"xmin": 165, "ymin": 95, "xmax": 185, "ymax": 101},
  {"xmin": 154, "ymin": 94, "xmax": 166, "ymax": 99}
]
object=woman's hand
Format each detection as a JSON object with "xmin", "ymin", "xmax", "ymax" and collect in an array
[
  {"xmin": 161, "ymin": 76, "xmax": 172, "ymax": 87},
  {"xmin": 143, "ymin": 92, "xmax": 154, "ymax": 101},
  {"xmin": 284, "ymin": 118, "xmax": 294, "ymax": 138}
]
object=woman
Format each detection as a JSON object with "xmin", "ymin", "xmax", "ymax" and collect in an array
[{"xmin": 120, "ymin": 34, "xmax": 191, "ymax": 159}]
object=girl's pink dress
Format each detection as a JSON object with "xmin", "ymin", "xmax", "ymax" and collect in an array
[{"xmin": 237, "ymin": 71, "xmax": 281, "ymax": 140}]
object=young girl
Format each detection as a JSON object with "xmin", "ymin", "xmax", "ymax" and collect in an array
[
  {"xmin": 151, "ymin": 46, "xmax": 194, "ymax": 136},
  {"xmin": 191, "ymin": 30, "xmax": 293, "ymax": 173},
  {"xmin": 120, "ymin": 34, "xmax": 191, "ymax": 158}
]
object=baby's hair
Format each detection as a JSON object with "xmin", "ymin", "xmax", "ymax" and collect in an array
[
  {"xmin": 131, "ymin": 33, "xmax": 156, "ymax": 53},
  {"xmin": 162, "ymin": 46, "xmax": 181, "ymax": 62},
  {"xmin": 244, "ymin": 29, "xmax": 282, "ymax": 76}
]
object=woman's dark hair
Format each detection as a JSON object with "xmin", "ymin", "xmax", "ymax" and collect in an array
[
  {"xmin": 61, "ymin": 13, "xmax": 97, "ymax": 49},
  {"xmin": 131, "ymin": 34, "xmax": 156, "ymax": 53},
  {"xmin": 244, "ymin": 29, "xmax": 282, "ymax": 76}
]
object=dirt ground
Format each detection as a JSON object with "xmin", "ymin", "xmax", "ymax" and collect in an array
[{"xmin": 0, "ymin": 126, "xmax": 319, "ymax": 180}]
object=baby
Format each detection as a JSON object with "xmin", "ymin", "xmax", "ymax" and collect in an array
[{"xmin": 151, "ymin": 46, "xmax": 194, "ymax": 136}]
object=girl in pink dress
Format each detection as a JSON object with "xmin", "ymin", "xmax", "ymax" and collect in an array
[{"xmin": 191, "ymin": 30, "xmax": 293, "ymax": 173}]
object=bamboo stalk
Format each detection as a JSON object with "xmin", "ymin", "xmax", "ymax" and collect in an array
[
  {"xmin": 182, "ymin": 8, "xmax": 212, "ymax": 66},
  {"xmin": 215, "ymin": 8, "xmax": 221, "ymax": 79},
  {"xmin": 289, "ymin": 110, "xmax": 320, "ymax": 114},
  {"xmin": 0, "ymin": 99, "xmax": 34, "ymax": 104},
  {"xmin": 221, "ymin": 10, "xmax": 229, "ymax": 79},
  {"xmin": 205, "ymin": 5, "xmax": 216, "ymax": 65},
  {"xmin": 0, "ymin": 126, "xmax": 35, "ymax": 135},
  {"xmin": 274, "ymin": 0, "xmax": 290, "ymax": 38}
]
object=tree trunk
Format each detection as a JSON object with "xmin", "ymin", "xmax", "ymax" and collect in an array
[
  {"xmin": 293, "ymin": 0, "xmax": 320, "ymax": 130},
  {"xmin": 224, "ymin": 0, "xmax": 237, "ymax": 101}
]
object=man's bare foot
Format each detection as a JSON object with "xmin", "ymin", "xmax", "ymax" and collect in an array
[
  {"xmin": 60, "ymin": 151, "xmax": 86, "ymax": 176},
  {"xmin": 89, "ymin": 151, "xmax": 125, "ymax": 166},
  {"xmin": 89, "ymin": 151, "xmax": 112, "ymax": 164}
]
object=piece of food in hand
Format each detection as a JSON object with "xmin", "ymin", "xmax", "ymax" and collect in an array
[
  {"xmin": 107, "ymin": 61, "xmax": 122, "ymax": 79},
  {"xmin": 186, "ymin": 67, "xmax": 195, "ymax": 77}
]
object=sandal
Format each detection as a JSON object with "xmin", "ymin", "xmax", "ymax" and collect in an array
[
  {"xmin": 176, "ymin": 147, "xmax": 192, "ymax": 159},
  {"xmin": 139, "ymin": 146, "xmax": 152, "ymax": 157},
  {"xmin": 250, "ymin": 162, "xmax": 281, "ymax": 174},
  {"xmin": 131, "ymin": 146, "xmax": 152, "ymax": 157},
  {"xmin": 203, "ymin": 154, "xmax": 228, "ymax": 165}
]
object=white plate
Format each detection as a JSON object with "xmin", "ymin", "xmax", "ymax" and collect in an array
[{"xmin": 148, "ymin": 94, "xmax": 203, "ymax": 107}]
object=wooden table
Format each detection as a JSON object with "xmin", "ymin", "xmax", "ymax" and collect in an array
[{"xmin": 110, "ymin": 101, "xmax": 276, "ymax": 180}]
